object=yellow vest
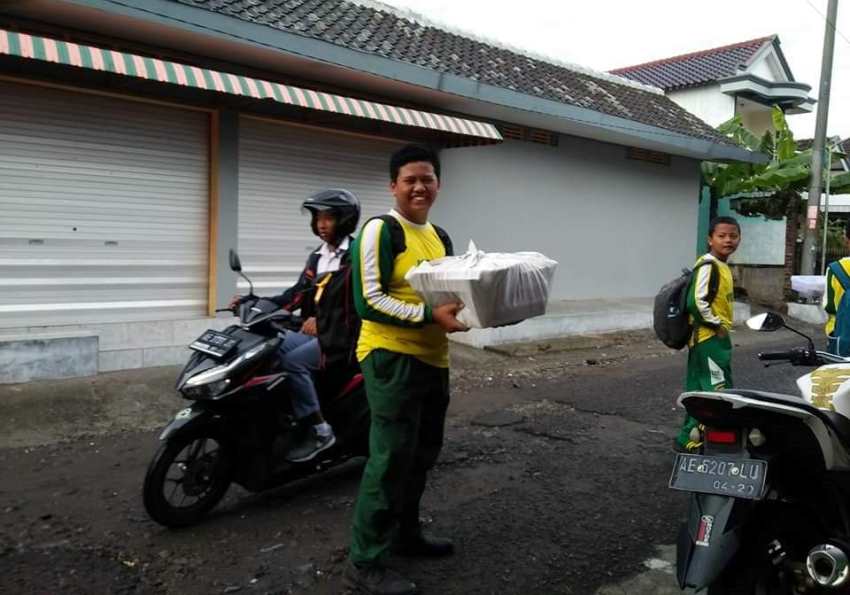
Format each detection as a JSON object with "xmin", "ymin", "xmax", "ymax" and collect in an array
[
  {"xmin": 824, "ymin": 257, "xmax": 850, "ymax": 336},
  {"xmin": 691, "ymin": 254, "xmax": 735, "ymax": 345},
  {"xmin": 357, "ymin": 215, "xmax": 449, "ymax": 368}
]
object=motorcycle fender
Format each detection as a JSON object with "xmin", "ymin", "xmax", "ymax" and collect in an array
[
  {"xmin": 158, "ymin": 406, "xmax": 220, "ymax": 441},
  {"xmin": 677, "ymin": 493, "xmax": 747, "ymax": 590}
]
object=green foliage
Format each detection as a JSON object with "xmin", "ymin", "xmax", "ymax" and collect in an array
[{"xmin": 702, "ymin": 107, "xmax": 845, "ymax": 220}]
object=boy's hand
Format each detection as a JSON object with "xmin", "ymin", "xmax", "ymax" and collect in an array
[
  {"xmin": 301, "ymin": 317, "xmax": 318, "ymax": 337},
  {"xmin": 432, "ymin": 302, "xmax": 468, "ymax": 333},
  {"xmin": 228, "ymin": 294, "xmax": 242, "ymax": 310},
  {"xmin": 716, "ymin": 326, "xmax": 729, "ymax": 338}
]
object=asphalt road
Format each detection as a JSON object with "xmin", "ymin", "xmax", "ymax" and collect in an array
[{"xmin": 0, "ymin": 329, "xmax": 812, "ymax": 594}]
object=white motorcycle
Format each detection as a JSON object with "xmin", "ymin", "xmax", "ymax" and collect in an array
[{"xmin": 672, "ymin": 312, "xmax": 850, "ymax": 594}]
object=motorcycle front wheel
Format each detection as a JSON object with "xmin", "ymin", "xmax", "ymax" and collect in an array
[{"xmin": 143, "ymin": 428, "xmax": 233, "ymax": 528}]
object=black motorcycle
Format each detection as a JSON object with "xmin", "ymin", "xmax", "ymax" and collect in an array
[
  {"xmin": 672, "ymin": 312, "xmax": 850, "ymax": 593},
  {"xmin": 143, "ymin": 250, "xmax": 370, "ymax": 527}
]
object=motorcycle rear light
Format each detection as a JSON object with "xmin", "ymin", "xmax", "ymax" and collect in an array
[
  {"xmin": 705, "ymin": 429, "xmax": 738, "ymax": 444},
  {"xmin": 748, "ymin": 428, "xmax": 767, "ymax": 447}
]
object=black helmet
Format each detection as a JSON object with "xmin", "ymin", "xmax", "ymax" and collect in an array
[{"xmin": 301, "ymin": 189, "xmax": 361, "ymax": 240}]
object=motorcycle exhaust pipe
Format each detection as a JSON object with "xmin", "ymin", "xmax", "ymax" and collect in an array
[{"xmin": 807, "ymin": 544, "xmax": 850, "ymax": 588}]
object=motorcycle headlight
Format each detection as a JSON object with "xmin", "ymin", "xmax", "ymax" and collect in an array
[
  {"xmin": 182, "ymin": 378, "xmax": 231, "ymax": 400},
  {"xmin": 184, "ymin": 341, "xmax": 273, "ymax": 388}
]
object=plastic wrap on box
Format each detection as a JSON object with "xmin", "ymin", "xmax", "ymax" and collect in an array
[
  {"xmin": 405, "ymin": 242, "xmax": 558, "ymax": 328},
  {"xmin": 791, "ymin": 275, "xmax": 826, "ymax": 299}
]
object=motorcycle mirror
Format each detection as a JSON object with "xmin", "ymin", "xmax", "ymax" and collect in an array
[
  {"xmin": 228, "ymin": 249, "xmax": 242, "ymax": 273},
  {"xmin": 746, "ymin": 312, "xmax": 785, "ymax": 332}
]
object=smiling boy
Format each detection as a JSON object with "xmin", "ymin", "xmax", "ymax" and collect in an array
[
  {"xmin": 345, "ymin": 145, "xmax": 466, "ymax": 595},
  {"xmin": 676, "ymin": 216, "xmax": 742, "ymax": 452}
]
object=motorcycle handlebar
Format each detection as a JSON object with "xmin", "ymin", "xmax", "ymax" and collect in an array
[{"xmin": 758, "ymin": 350, "xmax": 795, "ymax": 361}]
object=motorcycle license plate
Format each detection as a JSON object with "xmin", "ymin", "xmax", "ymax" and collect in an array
[
  {"xmin": 189, "ymin": 329, "xmax": 240, "ymax": 358},
  {"xmin": 670, "ymin": 454, "xmax": 767, "ymax": 500}
]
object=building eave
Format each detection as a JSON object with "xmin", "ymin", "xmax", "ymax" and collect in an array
[
  {"xmin": 720, "ymin": 74, "xmax": 815, "ymax": 113},
  {"xmin": 30, "ymin": 0, "xmax": 760, "ymax": 162}
]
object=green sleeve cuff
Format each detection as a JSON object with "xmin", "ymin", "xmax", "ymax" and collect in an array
[{"xmin": 424, "ymin": 304, "xmax": 433, "ymax": 323}]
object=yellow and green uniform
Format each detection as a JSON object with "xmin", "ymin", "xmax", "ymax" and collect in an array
[
  {"xmin": 677, "ymin": 253, "xmax": 735, "ymax": 449},
  {"xmin": 349, "ymin": 210, "xmax": 452, "ymax": 566},
  {"xmin": 823, "ymin": 256, "xmax": 850, "ymax": 337},
  {"xmin": 352, "ymin": 211, "xmax": 449, "ymax": 369}
]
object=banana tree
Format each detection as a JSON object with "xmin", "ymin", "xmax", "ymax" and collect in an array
[{"xmin": 701, "ymin": 107, "xmax": 843, "ymax": 298}]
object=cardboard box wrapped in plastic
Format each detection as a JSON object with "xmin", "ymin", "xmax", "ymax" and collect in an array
[{"xmin": 405, "ymin": 242, "xmax": 558, "ymax": 328}]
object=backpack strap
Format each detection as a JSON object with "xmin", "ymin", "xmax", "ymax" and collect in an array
[
  {"xmin": 433, "ymin": 224, "xmax": 454, "ymax": 257},
  {"xmin": 830, "ymin": 261, "xmax": 850, "ymax": 292},
  {"xmin": 693, "ymin": 259, "xmax": 720, "ymax": 304},
  {"xmin": 369, "ymin": 214, "xmax": 453, "ymax": 257},
  {"xmin": 372, "ymin": 214, "xmax": 406, "ymax": 257}
]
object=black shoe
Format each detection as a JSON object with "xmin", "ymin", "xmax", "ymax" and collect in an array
[
  {"xmin": 394, "ymin": 531, "xmax": 455, "ymax": 558},
  {"xmin": 285, "ymin": 426, "xmax": 336, "ymax": 463},
  {"xmin": 343, "ymin": 561, "xmax": 418, "ymax": 595}
]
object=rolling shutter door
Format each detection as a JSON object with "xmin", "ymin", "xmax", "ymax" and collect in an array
[
  {"xmin": 238, "ymin": 118, "xmax": 401, "ymax": 292},
  {"xmin": 0, "ymin": 81, "xmax": 209, "ymax": 328}
]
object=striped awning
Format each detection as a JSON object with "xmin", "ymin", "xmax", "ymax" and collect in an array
[{"xmin": 0, "ymin": 28, "xmax": 502, "ymax": 144}]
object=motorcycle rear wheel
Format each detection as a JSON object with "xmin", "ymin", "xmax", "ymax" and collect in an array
[
  {"xmin": 143, "ymin": 428, "xmax": 233, "ymax": 528},
  {"xmin": 707, "ymin": 559, "xmax": 792, "ymax": 595}
]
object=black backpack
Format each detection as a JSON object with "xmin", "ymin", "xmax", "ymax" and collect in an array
[
  {"xmin": 653, "ymin": 260, "xmax": 718, "ymax": 350},
  {"xmin": 314, "ymin": 250, "xmax": 360, "ymax": 370},
  {"xmin": 371, "ymin": 214, "xmax": 454, "ymax": 258}
]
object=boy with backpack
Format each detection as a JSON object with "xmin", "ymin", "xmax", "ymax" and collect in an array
[
  {"xmin": 675, "ymin": 216, "xmax": 741, "ymax": 452},
  {"xmin": 823, "ymin": 221, "xmax": 850, "ymax": 356},
  {"xmin": 345, "ymin": 145, "xmax": 467, "ymax": 595}
]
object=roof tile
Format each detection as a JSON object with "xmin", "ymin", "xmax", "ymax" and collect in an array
[
  {"xmin": 611, "ymin": 37, "xmax": 774, "ymax": 91},
  {"xmin": 171, "ymin": 0, "xmax": 736, "ymax": 145}
]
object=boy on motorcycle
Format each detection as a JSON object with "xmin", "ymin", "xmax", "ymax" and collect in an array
[
  {"xmin": 675, "ymin": 215, "xmax": 741, "ymax": 452},
  {"xmin": 230, "ymin": 189, "xmax": 361, "ymax": 463}
]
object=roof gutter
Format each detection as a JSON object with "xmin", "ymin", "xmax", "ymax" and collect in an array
[{"xmin": 58, "ymin": 0, "xmax": 765, "ymax": 163}]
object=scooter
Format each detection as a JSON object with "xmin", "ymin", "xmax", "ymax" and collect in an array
[
  {"xmin": 142, "ymin": 250, "xmax": 370, "ymax": 527},
  {"xmin": 672, "ymin": 312, "xmax": 850, "ymax": 593}
]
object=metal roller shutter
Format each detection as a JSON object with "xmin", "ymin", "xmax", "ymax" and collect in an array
[
  {"xmin": 238, "ymin": 118, "xmax": 401, "ymax": 293},
  {"xmin": 0, "ymin": 81, "xmax": 209, "ymax": 328}
]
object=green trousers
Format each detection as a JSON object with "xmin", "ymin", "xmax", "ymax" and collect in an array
[
  {"xmin": 349, "ymin": 349, "xmax": 450, "ymax": 565},
  {"xmin": 677, "ymin": 335, "xmax": 733, "ymax": 447}
]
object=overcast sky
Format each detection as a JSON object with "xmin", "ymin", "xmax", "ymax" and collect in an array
[{"xmin": 381, "ymin": 0, "xmax": 850, "ymax": 141}]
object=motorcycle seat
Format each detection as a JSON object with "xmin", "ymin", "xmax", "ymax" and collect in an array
[{"xmin": 725, "ymin": 389, "xmax": 850, "ymax": 454}]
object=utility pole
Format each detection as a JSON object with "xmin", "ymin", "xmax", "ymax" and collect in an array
[{"xmin": 801, "ymin": 0, "xmax": 840, "ymax": 275}]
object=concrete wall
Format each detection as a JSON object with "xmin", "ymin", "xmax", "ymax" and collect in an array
[
  {"xmin": 730, "ymin": 265, "xmax": 785, "ymax": 305},
  {"xmin": 434, "ymin": 137, "xmax": 701, "ymax": 300},
  {"xmin": 0, "ymin": 316, "xmax": 234, "ymax": 379},
  {"xmin": 717, "ymin": 198, "xmax": 785, "ymax": 266},
  {"xmin": 739, "ymin": 108, "xmax": 774, "ymax": 138},
  {"xmin": 668, "ymin": 85, "xmax": 736, "ymax": 128}
]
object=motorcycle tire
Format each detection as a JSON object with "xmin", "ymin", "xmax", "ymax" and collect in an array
[
  {"xmin": 143, "ymin": 428, "xmax": 233, "ymax": 528},
  {"xmin": 707, "ymin": 558, "xmax": 792, "ymax": 595}
]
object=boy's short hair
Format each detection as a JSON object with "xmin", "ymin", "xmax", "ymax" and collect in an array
[
  {"xmin": 709, "ymin": 216, "xmax": 740, "ymax": 236},
  {"xmin": 389, "ymin": 144, "xmax": 441, "ymax": 182}
]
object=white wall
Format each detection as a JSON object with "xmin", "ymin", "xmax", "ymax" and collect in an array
[
  {"xmin": 668, "ymin": 85, "xmax": 736, "ymax": 128},
  {"xmin": 740, "ymin": 108, "xmax": 774, "ymax": 137},
  {"xmin": 716, "ymin": 199, "xmax": 785, "ymax": 266},
  {"xmin": 434, "ymin": 137, "xmax": 701, "ymax": 300},
  {"xmin": 747, "ymin": 48, "xmax": 788, "ymax": 83}
]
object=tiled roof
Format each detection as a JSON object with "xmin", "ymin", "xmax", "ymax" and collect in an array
[
  {"xmin": 611, "ymin": 37, "xmax": 775, "ymax": 91},
  {"xmin": 170, "ymin": 0, "xmax": 734, "ymax": 145}
]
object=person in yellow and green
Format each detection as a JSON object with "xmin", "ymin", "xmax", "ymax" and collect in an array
[
  {"xmin": 823, "ymin": 221, "xmax": 850, "ymax": 356},
  {"xmin": 676, "ymin": 216, "xmax": 741, "ymax": 452},
  {"xmin": 344, "ymin": 145, "xmax": 468, "ymax": 595}
]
